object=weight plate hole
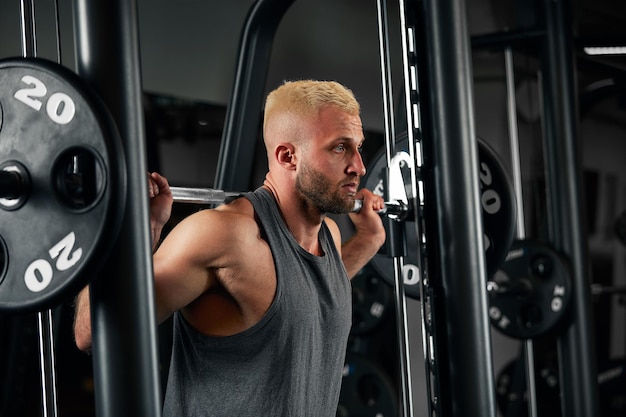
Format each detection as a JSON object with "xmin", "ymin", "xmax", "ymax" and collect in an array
[
  {"xmin": 531, "ymin": 255, "xmax": 553, "ymax": 278},
  {"xmin": 520, "ymin": 303, "xmax": 543, "ymax": 329},
  {"xmin": 0, "ymin": 235, "xmax": 7, "ymax": 285},
  {"xmin": 53, "ymin": 147, "xmax": 106, "ymax": 211}
]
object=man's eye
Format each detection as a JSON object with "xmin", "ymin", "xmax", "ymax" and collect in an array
[{"xmin": 334, "ymin": 144, "xmax": 345, "ymax": 152}]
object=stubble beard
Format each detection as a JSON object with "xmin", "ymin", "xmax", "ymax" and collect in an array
[{"xmin": 295, "ymin": 164, "xmax": 356, "ymax": 214}]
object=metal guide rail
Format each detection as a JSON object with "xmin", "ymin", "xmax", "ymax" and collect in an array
[{"xmin": 396, "ymin": 0, "xmax": 440, "ymax": 415}]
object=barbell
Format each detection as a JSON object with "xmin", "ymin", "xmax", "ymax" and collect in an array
[
  {"xmin": 169, "ymin": 186, "xmax": 409, "ymax": 218},
  {"xmin": 0, "ymin": 181, "xmax": 409, "ymax": 218}
]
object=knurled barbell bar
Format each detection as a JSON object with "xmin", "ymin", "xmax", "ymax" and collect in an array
[
  {"xmin": 0, "ymin": 57, "xmax": 126, "ymax": 313},
  {"xmin": 168, "ymin": 185, "xmax": 410, "ymax": 218}
]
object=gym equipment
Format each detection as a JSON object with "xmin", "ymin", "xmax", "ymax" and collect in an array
[
  {"xmin": 488, "ymin": 239, "xmax": 572, "ymax": 339},
  {"xmin": 495, "ymin": 357, "xmax": 561, "ymax": 416},
  {"xmin": 361, "ymin": 136, "xmax": 517, "ymax": 299},
  {"xmin": 351, "ymin": 268, "xmax": 392, "ymax": 336},
  {"xmin": 496, "ymin": 356, "xmax": 626, "ymax": 417},
  {"xmin": 374, "ymin": 1, "xmax": 415, "ymax": 415},
  {"xmin": 169, "ymin": 186, "xmax": 409, "ymax": 218},
  {"xmin": 169, "ymin": 187, "xmax": 241, "ymax": 205},
  {"xmin": 337, "ymin": 353, "xmax": 398, "ymax": 417},
  {"xmin": 0, "ymin": 57, "xmax": 126, "ymax": 312}
]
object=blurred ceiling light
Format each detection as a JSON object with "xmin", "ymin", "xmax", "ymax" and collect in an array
[{"xmin": 583, "ymin": 46, "xmax": 626, "ymax": 55}]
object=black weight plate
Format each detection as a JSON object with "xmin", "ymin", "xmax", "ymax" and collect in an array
[
  {"xmin": 478, "ymin": 139, "xmax": 517, "ymax": 277},
  {"xmin": 351, "ymin": 269, "xmax": 392, "ymax": 335},
  {"xmin": 337, "ymin": 353, "xmax": 398, "ymax": 417},
  {"xmin": 362, "ymin": 135, "xmax": 517, "ymax": 299},
  {"xmin": 488, "ymin": 239, "xmax": 572, "ymax": 339},
  {"xmin": 495, "ymin": 358, "xmax": 561, "ymax": 415},
  {"xmin": 0, "ymin": 57, "xmax": 126, "ymax": 312}
]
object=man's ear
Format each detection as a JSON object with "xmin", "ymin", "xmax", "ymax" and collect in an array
[{"xmin": 276, "ymin": 144, "xmax": 296, "ymax": 170}]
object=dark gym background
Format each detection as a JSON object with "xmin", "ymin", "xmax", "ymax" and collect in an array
[{"xmin": 1, "ymin": 1, "xmax": 625, "ymax": 416}]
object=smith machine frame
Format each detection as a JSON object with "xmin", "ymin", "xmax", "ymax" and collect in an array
[{"xmin": 61, "ymin": 0, "xmax": 598, "ymax": 416}]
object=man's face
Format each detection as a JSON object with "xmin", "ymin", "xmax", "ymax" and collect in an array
[{"xmin": 295, "ymin": 106, "xmax": 366, "ymax": 214}]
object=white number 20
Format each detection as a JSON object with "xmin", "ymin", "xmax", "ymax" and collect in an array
[
  {"xmin": 14, "ymin": 75, "xmax": 76, "ymax": 125},
  {"xmin": 24, "ymin": 232, "xmax": 83, "ymax": 293}
]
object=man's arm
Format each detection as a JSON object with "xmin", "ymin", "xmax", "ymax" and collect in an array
[
  {"xmin": 342, "ymin": 188, "xmax": 386, "ymax": 278},
  {"xmin": 73, "ymin": 287, "xmax": 92, "ymax": 352},
  {"xmin": 73, "ymin": 172, "xmax": 173, "ymax": 352}
]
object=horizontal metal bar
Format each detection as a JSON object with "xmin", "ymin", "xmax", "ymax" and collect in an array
[
  {"xmin": 170, "ymin": 186, "xmax": 407, "ymax": 218},
  {"xmin": 170, "ymin": 186, "xmax": 241, "ymax": 205}
]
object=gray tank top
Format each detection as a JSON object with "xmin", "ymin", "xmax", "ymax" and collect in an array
[{"xmin": 162, "ymin": 187, "xmax": 352, "ymax": 417}]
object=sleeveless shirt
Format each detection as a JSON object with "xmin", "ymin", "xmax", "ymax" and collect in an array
[{"xmin": 162, "ymin": 187, "xmax": 352, "ymax": 417}]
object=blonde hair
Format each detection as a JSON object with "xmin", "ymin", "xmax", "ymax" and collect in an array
[{"xmin": 263, "ymin": 80, "xmax": 360, "ymax": 145}]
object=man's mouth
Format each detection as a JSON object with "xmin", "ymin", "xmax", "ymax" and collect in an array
[{"xmin": 342, "ymin": 182, "xmax": 359, "ymax": 196}]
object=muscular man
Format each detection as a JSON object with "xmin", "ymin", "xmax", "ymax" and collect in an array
[{"xmin": 74, "ymin": 80, "xmax": 386, "ymax": 416}]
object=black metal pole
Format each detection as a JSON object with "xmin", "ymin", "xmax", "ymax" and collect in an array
[
  {"xmin": 214, "ymin": 0, "xmax": 295, "ymax": 191},
  {"xmin": 73, "ymin": 1, "xmax": 162, "ymax": 416},
  {"xmin": 540, "ymin": 1, "xmax": 600, "ymax": 416},
  {"xmin": 18, "ymin": 2, "xmax": 61, "ymax": 416},
  {"xmin": 418, "ymin": 0, "xmax": 497, "ymax": 415}
]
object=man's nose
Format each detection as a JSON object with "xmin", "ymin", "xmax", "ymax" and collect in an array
[{"xmin": 349, "ymin": 151, "xmax": 366, "ymax": 177}]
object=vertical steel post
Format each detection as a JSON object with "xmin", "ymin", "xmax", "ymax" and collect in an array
[
  {"xmin": 504, "ymin": 48, "xmax": 540, "ymax": 417},
  {"xmin": 417, "ymin": 0, "xmax": 497, "ymax": 415},
  {"xmin": 18, "ymin": 2, "xmax": 60, "ymax": 416},
  {"xmin": 214, "ymin": 0, "xmax": 295, "ymax": 191},
  {"xmin": 540, "ymin": 1, "xmax": 600, "ymax": 416},
  {"xmin": 19, "ymin": 0, "xmax": 36, "ymax": 57},
  {"xmin": 376, "ymin": 1, "xmax": 415, "ymax": 415},
  {"xmin": 73, "ymin": 1, "xmax": 162, "ymax": 416}
]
